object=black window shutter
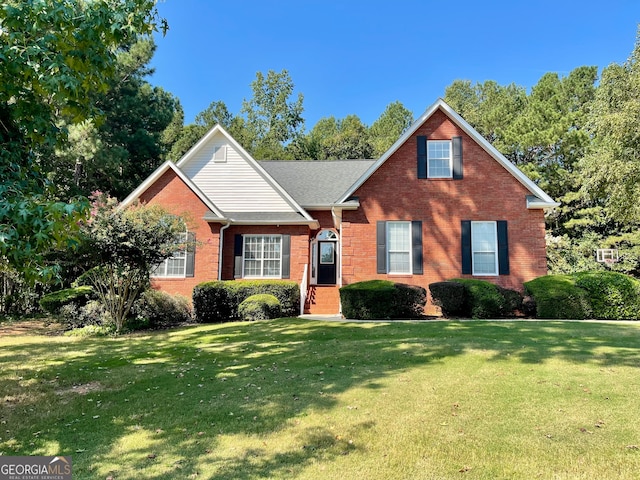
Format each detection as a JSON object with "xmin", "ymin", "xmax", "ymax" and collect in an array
[
  {"xmin": 185, "ymin": 232, "xmax": 196, "ymax": 277},
  {"xmin": 281, "ymin": 235, "xmax": 291, "ymax": 279},
  {"xmin": 376, "ymin": 221, "xmax": 387, "ymax": 274},
  {"xmin": 411, "ymin": 221, "xmax": 423, "ymax": 275},
  {"xmin": 417, "ymin": 136, "xmax": 427, "ymax": 179},
  {"xmin": 461, "ymin": 220, "xmax": 472, "ymax": 274},
  {"xmin": 497, "ymin": 221, "xmax": 510, "ymax": 275},
  {"xmin": 452, "ymin": 136, "xmax": 463, "ymax": 179},
  {"xmin": 234, "ymin": 234, "xmax": 243, "ymax": 279}
]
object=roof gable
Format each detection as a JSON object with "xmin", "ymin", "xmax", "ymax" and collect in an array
[
  {"xmin": 177, "ymin": 125, "xmax": 313, "ymax": 218},
  {"xmin": 119, "ymin": 160, "xmax": 225, "ymax": 218},
  {"xmin": 338, "ymin": 99, "xmax": 559, "ymax": 208}
]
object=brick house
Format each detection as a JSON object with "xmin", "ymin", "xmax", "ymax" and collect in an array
[{"xmin": 121, "ymin": 99, "xmax": 558, "ymax": 316}]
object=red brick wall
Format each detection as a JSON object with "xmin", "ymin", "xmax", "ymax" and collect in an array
[
  {"xmin": 138, "ymin": 169, "xmax": 221, "ymax": 299},
  {"xmin": 342, "ymin": 108, "xmax": 548, "ymax": 313}
]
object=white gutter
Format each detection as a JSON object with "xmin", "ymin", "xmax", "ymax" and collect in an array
[{"xmin": 217, "ymin": 222, "xmax": 231, "ymax": 280}]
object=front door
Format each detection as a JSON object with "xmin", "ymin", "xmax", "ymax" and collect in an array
[{"xmin": 317, "ymin": 241, "xmax": 337, "ymax": 284}]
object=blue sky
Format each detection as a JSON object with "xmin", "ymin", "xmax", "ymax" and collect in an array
[{"xmin": 150, "ymin": 0, "xmax": 640, "ymax": 131}]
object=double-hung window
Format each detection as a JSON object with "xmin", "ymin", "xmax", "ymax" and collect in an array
[
  {"xmin": 462, "ymin": 220, "xmax": 508, "ymax": 276},
  {"xmin": 152, "ymin": 232, "xmax": 189, "ymax": 277},
  {"xmin": 387, "ymin": 222, "xmax": 412, "ymax": 274},
  {"xmin": 376, "ymin": 221, "xmax": 423, "ymax": 275},
  {"xmin": 243, "ymin": 235, "xmax": 282, "ymax": 278},
  {"xmin": 427, "ymin": 140, "xmax": 452, "ymax": 178},
  {"xmin": 418, "ymin": 136, "xmax": 462, "ymax": 179},
  {"xmin": 471, "ymin": 222, "xmax": 498, "ymax": 275}
]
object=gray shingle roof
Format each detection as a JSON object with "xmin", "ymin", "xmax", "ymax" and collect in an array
[{"xmin": 261, "ymin": 160, "xmax": 375, "ymax": 207}]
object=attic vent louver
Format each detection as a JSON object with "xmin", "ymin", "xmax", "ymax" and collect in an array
[{"xmin": 213, "ymin": 145, "xmax": 227, "ymax": 163}]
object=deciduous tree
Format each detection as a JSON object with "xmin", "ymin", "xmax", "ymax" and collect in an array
[{"xmin": 0, "ymin": 0, "xmax": 165, "ymax": 280}]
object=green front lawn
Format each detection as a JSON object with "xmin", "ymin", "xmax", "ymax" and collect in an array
[{"xmin": 1, "ymin": 319, "xmax": 640, "ymax": 479}]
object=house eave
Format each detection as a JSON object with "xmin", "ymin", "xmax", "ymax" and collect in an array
[
  {"xmin": 526, "ymin": 195, "xmax": 560, "ymax": 210},
  {"xmin": 203, "ymin": 211, "xmax": 319, "ymax": 229},
  {"xmin": 301, "ymin": 200, "xmax": 361, "ymax": 211}
]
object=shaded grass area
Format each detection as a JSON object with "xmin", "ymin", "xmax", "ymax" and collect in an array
[{"xmin": 1, "ymin": 319, "xmax": 640, "ymax": 479}]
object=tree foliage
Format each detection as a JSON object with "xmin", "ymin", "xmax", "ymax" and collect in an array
[
  {"xmin": 52, "ymin": 39, "xmax": 177, "ymax": 200},
  {"xmin": 0, "ymin": 0, "xmax": 165, "ymax": 280},
  {"xmin": 241, "ymin": 69, "xmax": 305, "ymax": 159},
  {"xmin": 369, "ymin": 101, "xmax": 414, "ymax": 157},
  {"xmin": 79, "ymin": 193, "xmax": 185, "ymax": 332},
  {"xmin": 579, "ymin": 29, "xmax": 640, "ymax": 224}
]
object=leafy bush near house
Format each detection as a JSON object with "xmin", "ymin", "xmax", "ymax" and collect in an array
[
  {"xmin": 238, "ymin": 294, "xmax": 282, "ymax": 321},
  {"xmin": 193, "ymin": 280, "xmax": 299, "ymax": 323},
  {"xmin": 39, "ymin": 286, "xmax": 94, "ymax": 314},
  {"xmin": 524, "ymin": 274, "xmax": 592, "ymax": 319},
  {"xmin": 573, "ymin": 271, "xmax": 640, "ymax": 319},
  {"xmin": 340, "ymin": 280, "xmax": 426, "ymax": 320},
  {"xmin": 131, "ymin": 290, "xmax": 192, "ymax": 329},
  {"xmin": 428, "ymin": 281, "xmax": 468, "ymax": 316},
  {"xmin": 430, "ymin": 279, "xmax": 523, "ymax": 319},
  {"xmin": 59, "ymin": 300, "xmax": 111, "ymax": 329}
]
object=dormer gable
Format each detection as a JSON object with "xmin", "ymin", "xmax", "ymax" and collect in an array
[{"xmin": 338, "ymin": 99, "xmax": 559, "ymax": 209}]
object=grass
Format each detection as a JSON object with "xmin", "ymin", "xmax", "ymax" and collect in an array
[{"xmin": 1, "ymin": 319, "xmax": 640, "ymax": 479}]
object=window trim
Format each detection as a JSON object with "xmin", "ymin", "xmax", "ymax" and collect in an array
[
  {"xmin": 471, "ymin": 221, "xmax": 499, "ymax": 276},
  {"xmin": 242, "ymin": 234, "xmax": 283, "ymax": 279},
  {"xmin": 152, "ymin": 232, "xmax": 188, "ymax": 278},
  {"xmin": 386, "ymin": 221, "xmax": 412, "ymax": 275},
  {"xmin": 427, "ymin": 139, "xmax": 453, "ymax": 179}
]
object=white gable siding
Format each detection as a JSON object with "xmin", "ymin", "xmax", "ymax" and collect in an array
[{"xmin": 180, "ymin": 133, "xmax": 296, "ymax": 213}]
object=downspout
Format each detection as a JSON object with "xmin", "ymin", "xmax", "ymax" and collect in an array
[
  {"xmin": 218, "ymin": 222, "xmax": 231, "ymax": 280},
  {"xmin": 331, "ymin": 206, "xmax": 343, "ymax": 315}
]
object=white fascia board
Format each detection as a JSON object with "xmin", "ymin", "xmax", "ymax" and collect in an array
[
  {"xmin": 226, "ymin": 218, "xmax": 320, "ymax": 228},
  {"xmin": 119, "ymin": 160, "xmax": 226, "ymax": 218},
  {"xmin": 177, "ymin": 124, "xmax": 316, "ymax": 223},
  {"xmin": 338, "ymin": 98, "xmax": 559, "ymax": 209}
]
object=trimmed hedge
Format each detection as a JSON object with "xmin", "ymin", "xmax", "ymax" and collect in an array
[
  {"xmin": 449, "ymin": 278, "xmax": 511, "ymax": 318},
  {"xmin": 428, "ymin": 281, "xmax": 468, "ymax": 317},
  {"xmin": 193, "ymin": 280, "xmax": 299, "ymax": 323},
  {"xmin": 524, "ymin": 274, "xmax": 593, "ymax": 320},
  {"xmin": 574, "ymin": 271, "xmax": 640, "ymax": 320},
  {"xmin": 39, "ymin": 286, "xmax": 94, "ymax": 314},
  {"xmin": 340, "ymin": 280, "xmax": 426, "ymax": 320},
  {"xmin": 525, "ymin": 271, "xmax": 640, "ymax": 320},
  {"xmin": 429, "ymin": 279, "xmax": 523, "ymax": 319},
  {"xmin": 238, "ymin": 294, "xmax": 282, "ymax": 321}
]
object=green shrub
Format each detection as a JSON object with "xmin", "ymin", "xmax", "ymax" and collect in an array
[
  {"xmin": 340, "ymin": 280, "xmax": 426, "ymax": 320},
  {"xmin": 449, "ymin": 279, "xmax": 521, "ymax": 319},
  {"xmin": 192, "ymin": 281, "xmax": 232, "ymax": 323},
  {"xmin": 132, "ymin": 289, "xmax": 192, "ymax": 329},
  {"xmin": 498, "ymin": 286, "xmax": 524, "ymax": 316},
  {"xmin": 524, "ymin": 275, "xmax": 592, "ymax": 319},
  {"xmin": 238, "ymin": 294, "xmax": 282, "ymax": 321},
  {"xmin": 573, "ymin": 271, "xmax": 640, "ymax": 320},
  {"xmin": 63, "ymin": 324, "xmax": 115, "ymax": 337},
  {"xmin": 39, "ymin": 286, "xmax": 94, "ymax": 314},
  {"xmin": 429, "ymin": 281, "xmax": 469, "ymax": 317},
  {"xmin": 59, "ymin": 300, "xmax": 110, "ymax": 329},
  {"xmin": 193, "ymin": 280, "xmax": 300, "ymax": 323}
]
